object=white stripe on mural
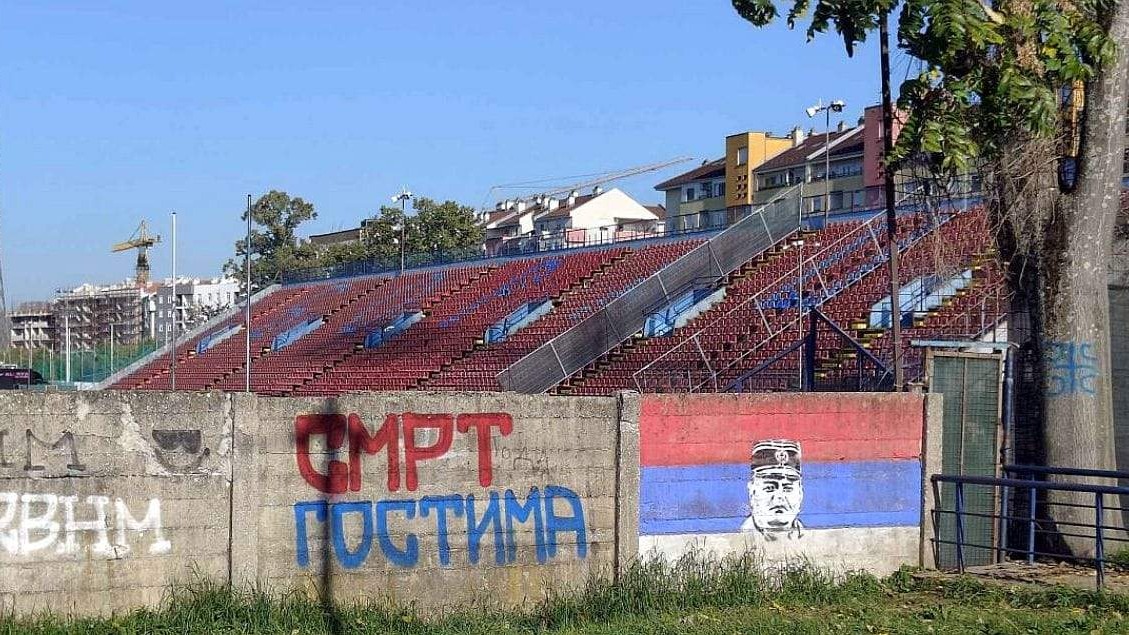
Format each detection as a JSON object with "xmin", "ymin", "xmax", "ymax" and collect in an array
[{"xmin": 639, "ymin": 526, "xmax": 920, "ymax": 576}]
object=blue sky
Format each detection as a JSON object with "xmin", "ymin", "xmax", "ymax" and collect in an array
[{"xmin": 0, "ymin": 1, "xmax": 903, "ymax": 304}]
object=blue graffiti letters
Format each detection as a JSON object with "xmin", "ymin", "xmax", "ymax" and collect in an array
[
  {"xmin": 1048, "ymin": 340, "xmax": 1098, "ymax": 396},
  {"xmin": 294, "ymin": 486, "xmax": 586, "ymax": 569},
  {"xmin": 466, "ymin": 491, "xmax": 505, "ymax": 565},
  {"xmin": 504, "ymin": 487, "xmax": 546, "ymax": 564},
  {"xmin": 375, "ymin": 499, "xmax": 419, "ymax": 567},
  {"xmin": 331, "ymin": 501, "xmax": 373, "ymax": 569},
  {"xmin": 293, "ymin": 501, "xmax": 328, "ymax": 568},
  {"xmin": 544, "ymin": 485, "xmax": 587, "ymax": 559},
  {"xmin": 419, "ymin": 495, "xmax": 464, "ymax": 566}
]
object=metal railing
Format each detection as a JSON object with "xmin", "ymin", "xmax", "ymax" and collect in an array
[
  {"xmin": 283, "ymin": 210, "xmax": 737, "ymax": 286},
  {"xmin": 496, "ymin": 185, "xmax": 804, "ymax": 394},
  {"xmin": 931, "ymin": 466, "xmax": 1129, "ymax": 588},
  {"xmin": 631, "ymin": 194, "xmax": 975, "ymax": 393}
]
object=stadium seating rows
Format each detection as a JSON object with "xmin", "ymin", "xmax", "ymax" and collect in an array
[{"xmin": 111, "ymin": 207, "xmax": 1003, "ymax": 396}]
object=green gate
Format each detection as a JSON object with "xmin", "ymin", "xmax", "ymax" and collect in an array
[{"xmin": 928, "ymin": 350, "xmax": 1004, "ymax": 568}]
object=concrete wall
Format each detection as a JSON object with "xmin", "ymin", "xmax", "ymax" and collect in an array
[
  {"xmin": 0, "ymin": 390, "xmax": 635, "ymax": 616},
  {"xmin": 637, "ymin": 392, "xmax": 932, "ymax": 575},
  {"xmin": 239, "ymin": 392, "xmax": 628, "ymax": 609},
  {"xmin": 0, "ymin": 389, "xmax": 939, "ymax": 616},
  {"xmin": 0, "ymin": 391, "xmax": 233, "ymax": 614}
]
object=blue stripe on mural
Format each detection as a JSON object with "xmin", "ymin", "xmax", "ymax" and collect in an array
[{"xmin": 639, "ymin": 460, "xmax": 921, "ymax": 536}]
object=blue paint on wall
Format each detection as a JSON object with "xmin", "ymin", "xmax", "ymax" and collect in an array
[
  {"xmin": 1048, "ymin": 340, "xmax": 1098, "ymax": 396},
  {"xmin": 376, "ymin": 499, "xmax": 419, "ymax": 567},
  {"xmin": 332, "ymin": 501, "xmax": 374, "ymax": 569},
  {"xmin": 294, "ymin": 486, "xmax": 586, "ymax": 569},
  {"xmin": 639, "ymin": 460, "xmax": 921, "ymax": 535}
]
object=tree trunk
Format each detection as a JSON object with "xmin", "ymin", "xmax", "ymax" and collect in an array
[{"xmin": 1041, "ymin": 0, "xmax": 1129, "ymax": 556}]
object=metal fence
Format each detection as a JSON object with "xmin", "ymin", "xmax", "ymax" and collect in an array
[
  {"xmin": 932, "ymin": 465, "xmax": 1129, "ymax": 588},
  {"xmin": 282, "ymin": 208, "xmax": 743, "ymax": 286},
  {"xmin": 727, "ymin": 308, "xmax": 893, "ymax": 393},
  {"xmin": 496, "ymin": 185, "xmax": 804, "ymax": 394}
]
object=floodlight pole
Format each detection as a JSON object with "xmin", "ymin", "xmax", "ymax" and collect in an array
[
  {"xmin": 245, "ymin": 194, "xmax": 252, "ymax": 393},
  {"xmin": 169, "ymin": 211, "xmax": 177, "ymax": 391},
  {"xmin": 64, "ymin": 314, "xmax": 71, "ymax": 383},
  {"xmin": 392, "ymin": 189, "xmax": 413, "ymax": 273},
  {"xmin": 880, "ymin": 12, "xmax": 904, "ymax": 389},
  {"xmin": 805, "ymin": 100, "xmax": 845, "ymax": 224},
  {"xmin": 795, "ymin": 238, "xmax": 805, "ymax": 389},
  {"xmin": 824, "ymin": 106, "xmax": 832, "ymax": 224}
]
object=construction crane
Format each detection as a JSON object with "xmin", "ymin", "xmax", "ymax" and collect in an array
[
  {"xmin": 481, "ymin": 156, "xmax": 694, "ymax": 213},
  {"xmin": 112, "ymin": 220, "xmax": 161, "ymax": 285}
]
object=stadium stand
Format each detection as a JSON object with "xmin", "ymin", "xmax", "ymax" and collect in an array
[{"xmin": 110, "ymin": 203, "xmax": 1003, "ymax": 396}]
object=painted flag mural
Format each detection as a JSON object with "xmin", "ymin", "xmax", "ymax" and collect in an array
[{"xmin": 639, "ymin": 393, "xmax": 925, "ymax": 574}]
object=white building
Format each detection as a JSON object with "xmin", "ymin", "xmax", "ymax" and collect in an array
[
  {"xmin": 483, "ymin": 187, "xmax": 665, "ymax": 256},
  {"xmin": 145, "ymin": 276, "xmax": 239, "ymax": 341}
]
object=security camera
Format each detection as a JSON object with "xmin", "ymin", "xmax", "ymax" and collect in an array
[{"xmin": 830, "ymin": 100, "xmax": 846, "ymax": 112}]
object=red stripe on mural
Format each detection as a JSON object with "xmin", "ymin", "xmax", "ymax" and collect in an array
[{"xmin": 640, "ymin": 393, "xmax": 924, "ymax": 466}]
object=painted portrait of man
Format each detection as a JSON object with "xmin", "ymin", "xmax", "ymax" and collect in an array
[{"xmin": 740, "ymin": 439, "xmax": 804, "ymax": 539}]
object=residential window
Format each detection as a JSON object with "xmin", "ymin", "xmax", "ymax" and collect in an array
[
  {"xmin": 830, "ymin": 191, "xmax": 844, "ymax": 210},
  {"xmin": 759, "ymin": 171, "xmax": 789, "ymax": 189},
  {"xmin": 717, "ymin": 182, "xmax": 726, "ymax": 198},
  {"xmin": 684, "ymin": 187, "xmax": 695, "ymax": 202},
  {"xmin": 851, "ymin": 190, "xmax": 866, "ymax": 208},
  {"xmin": 828, "ymin": 158, "xmax": 864, "ymax": 179},
  {"xmin": 700, "ymin": 183, "xmax": 712, "ymax": 198},
  {"xmin": 737, "ymin": 146, "xmax": 749, "ymax": 165}
]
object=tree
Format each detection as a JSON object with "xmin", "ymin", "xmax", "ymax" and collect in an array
[
  {"xmin": 224, "ymin": 190, "xmax": 320, "ymax": 294},
  {"xmin": 732, "ymin": 0, "xmax": 1128, "ymax": 554},
  {"xmin": 360, "ymin": 197, "xmax": 484, "ymax": 267}
]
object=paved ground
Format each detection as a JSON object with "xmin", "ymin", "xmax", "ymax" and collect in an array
[{"xmin": 917, "ymin": 560, "xmax": 1129, "ymax": 593}]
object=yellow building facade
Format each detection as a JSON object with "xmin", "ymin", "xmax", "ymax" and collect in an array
[{"xmin": 724, "ymin": 132, "xmax": 794, "ymax": 207}]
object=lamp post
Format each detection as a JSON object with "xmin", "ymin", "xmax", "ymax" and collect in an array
[
  {"xmin": 169, "ymin": 211, "xmax": 177, "ymax": 391},
  {"xmin": 805, "ymin": 99, "xmax": 846, "ymax": 223},
  {"xmin": 791, "ymin": 237, "xmax": 805, "ymax": 390},
  {"xmin": 64, "ymin": 313, "xmax": 71, "ymax": 384},
  {"xmin": 391, "ymin": 189, "xmax": 413, "ymax": 273}
]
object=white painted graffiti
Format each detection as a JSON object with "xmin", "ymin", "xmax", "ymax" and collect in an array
[{"xmin": 0, "ymin": 493, "xmax": 171, "ymax": 558}]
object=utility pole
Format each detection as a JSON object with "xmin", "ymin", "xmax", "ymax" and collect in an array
[{"xmin": 880, "ymin": 12, "xmax": 904, "ymax": 389}]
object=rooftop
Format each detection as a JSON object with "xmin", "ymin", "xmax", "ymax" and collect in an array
[
  {"xmin": 757, "ymin": 127, "xmax": 864, "ymax": 172},
  {"xmin": 654, "ymin": 158, "xmax": 726, "ymax": 191}
]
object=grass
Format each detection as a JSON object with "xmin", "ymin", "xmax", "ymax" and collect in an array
[{"xmin": 3, "ymin": 555, "xmax": 1129, "ymax": 634}]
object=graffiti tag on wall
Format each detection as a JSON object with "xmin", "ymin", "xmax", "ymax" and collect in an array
[
  {"xmin": 292, "ymin": 412, "xmax": 587, "ymax": 569},
  {"xmin": 0, "ymin": 494, "xmax": 171, "ymax": 558},
  {"xmin": 1047, "ymin": 340, "xmax": 1098, "ymax": 396},
  {"xmin": 0, "ymin": 429, "xmax": 86, "ymax": 473}
]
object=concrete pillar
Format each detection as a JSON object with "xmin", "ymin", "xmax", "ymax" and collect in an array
[
  {"xmin": 614, "ymin": 391, "xmax": 641, "ymax": 577},
  {"xmin": 920, "ymin": 392, "xmax": 945, "ymax": 569},
  {"xmin": 228, "ymin": 392, "xmax": 262, "ymax": 588}
]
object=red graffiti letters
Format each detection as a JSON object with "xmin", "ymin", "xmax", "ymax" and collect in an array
[
  {"xmin": 458, "ymin": 413, "xmax": 514, "ymax": 487},
  {"xmin": 402, "ymin": 414, "xmax": 453, "ymax": 492},
  {"xmin": 295, "ymin": 414, "xmax": 349, "ymax": 493},
  {"xmin": 349, "ymin": 413, "xmax": 400, "ymax": 492},
  {"xmin": 295, "ymin": 412, "xmax": 513, "ymax": 494}
]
